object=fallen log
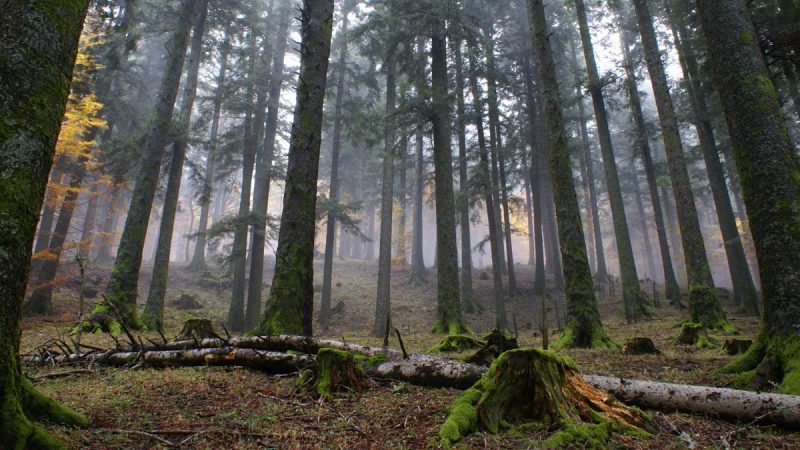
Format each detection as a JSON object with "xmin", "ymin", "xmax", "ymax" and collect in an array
[
  {"xmin": 584, "ymin": 375, "xmax": 800, "ymax": 428},
  {"xmin": 22, "ymin": 343, "xmax": 800, "ymax": 427}
]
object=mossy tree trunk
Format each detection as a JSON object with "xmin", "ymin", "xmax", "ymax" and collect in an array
[
  {"xmin": 256, "ymin": 0, "xmax": 334, "ymax": 337},
  {"xmin": 666, "ymin": 3, "xmax": 760, "ymax": 316},
  {"xmin": 631, "ymin": 0, "xmax": 728, "ymax": 330},
  {"xmin": 526, "ymin": 0, "xmax": 612, "ymax": 348},
  {"xmin": 568, "ymin": 43, "xmax": 605, "ymax": 280},
  {"xmin": 246, "ymin": 5, "xmax": 292, "ymax": 330},
  {"xmin": 142, "ymin": 0, "xmax": 208, "ymax": 330},
  {"xmin": 468, "ymin": 48, "xmax": 507, "ymax": 329},
  {"xmin": 99, "ymin": 0, "xmax": 196, "ymax": 331},
  {"xmin": 430, "ymin": 6, "xmax": 465, "ymax": 334},
  {"xmin": 0, "ymin": 1, "xmax": 92, "ymax": 447},
  {"xmin": 321, "ymin": 1, "xmax": 353, "ymax": 328},
  {"xmin": 227, "ymin": 30, "xmax": 260, "ymax": 332},
  {"xmin": 374, "ymin": 53, "xmax": 396, "ymax": 338},
  {"xmin": 188, "ymin": 34, "xmax": 231, "ymax": 273},
  {"xmin": 615, "ymin": 11, "xmax": 682, "ymax": 304},
  {"xmin": 574, "ymin": 0, "xmax": 652, "ymax": 323},
  {"xmin": 451, "ymin": 37, "xmax": 476, "ymax": 313},
  {"xmin": 697, "ymin": 0, "xmax": 800, "ymax": 394}
]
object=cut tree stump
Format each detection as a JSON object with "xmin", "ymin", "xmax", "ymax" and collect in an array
[
  {"xmin": 439, "ymin": 348, "xmax": 651, "ymax": 448},
  {"xmin": 623, "ymin": 337, "xmax": 660, "ymax": 355},
  {"xmin": 465, "ymin": 329, "xmax": 518, "ymax": 366},
  {"xmin": 313, "ymin": 349, "xmax": 372, "ymax": 398},
  {"xmin": 169, "ymin": 293, "xmax": 204, "ymax": 310},
  {"xmin": 178, "ymin": 319, "xmax": 216, "ymax": 340},
  {"xmin": 430, "ymin": 334, "xmax": 485, "ymax": 353},
  {"xmin": 677, "ymin": 322, "xmax": 702, "ymax": 345}
]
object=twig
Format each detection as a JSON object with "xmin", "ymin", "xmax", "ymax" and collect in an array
[
  {"xmin": 28, "ymin": 369, "xmax": 92, "ymax": 381},
  {"xmin": 394, "ymin": 328, "xmax": 409, "ymax": 359}
]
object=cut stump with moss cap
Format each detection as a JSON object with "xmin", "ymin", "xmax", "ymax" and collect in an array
[
  {"xmin": 313, "ymin": 349, "xmax": 373, "ymax": 398},
  {"xmin": 429, "ymin": 334, "xmax": 485, "ymax": 353},
  {"xmin": 178, "ymin": 319, "xmax": 217, "ymax": 340},
  {"xmin": 439, "ymin": 348, "xmax": 651, "ymax": 448}
]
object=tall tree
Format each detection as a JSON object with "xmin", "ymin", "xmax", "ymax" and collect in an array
[
  {"xmin": 374, "ymin": 51, "xmax": 397, "ymax": 338},
  {"xmin": 97, "ymin": 0, "xmax": 197, "ymax": 330},
  {"xmin": 468, "ymin": 48, "xmax": 507, "ymax": 329},
  {"xmin": 697, "ymin": 0, "xmax": 800, "ymax": 394},
  {"xmin": 573, "ymin": 0, "xmax": 651, "ymax": 322},
  {"xmin": 255, "ymin": 0, "xmax": 335, "ymax": 336},
  {"xmin": 526, "ymin": 0, "xmax": 613, "ymax": 348},
  {"xmin": 245, "ymin": 4, "xmax": 292, "ymax": 330},
  {"xmin": 321, "ymin": 0, "xmax": 355, "ymax": 328},
  {"xmin": 666, "ymin": 1, "xmax": 759, "ymax": 316},
  {"xmin": 451, "ymin": 37, "xmax": 476, "ymax": 313},
  {"xmin": 631, "ymin": 0, "xmax": 729, "ymax": 330},
  {"xmin": 409, "ymin": 39, "xmax": 428, "ymax": 286},
  {"xmin": 187, "ymin": 33, "xmax": 231, "ymax": 272},
  {"xmin": 0, "ymin": 2, "xmax": 92, "ymax": 446},
  {"xmin": 429, "ymin": 3, "xmax": 465, "ymax": 333},
  {"xmin": 614, "ymin": 8, "xmax": 682, "ymax": 304},
  {"xmin": 141, "ymin": 0, "xmax": 209, "ymax": 330}
]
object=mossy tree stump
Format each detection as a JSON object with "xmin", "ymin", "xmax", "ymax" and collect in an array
[
  {"xmin": 313, "ymin": 349, "xmax": 372, "ymax": 398},
  {"xmin": 178, "ymin": 319, "xmax": 216, "ymax": 340},
  {"xmin": 465, "ymin": 329, "xmax": 518, "ymax": 366},
  {"xmin": 439, "ymin": 348, "xmax": 651, "ymax": 448},
  {"xmin": 623, "ymin": 337, "xmax": 660, "ymax": 355},
  {"xmin": 677, "ymin": 322, "xmax": 702, "ymax": 346},
  {"xmin": 430, "ymin": 334, "xmax": 485, "ymax": 353}
]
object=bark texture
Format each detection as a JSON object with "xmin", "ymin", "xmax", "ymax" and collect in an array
[
  {"xmin": 0, "ymin": 1, "xmax": 92, "ymax": 447},
  {"xmin": 256, "ymin": 0, "xmax": 335, "ymax": 336}
]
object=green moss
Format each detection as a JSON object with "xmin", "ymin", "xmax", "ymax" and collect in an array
[
  {"xmin": 719, "ymin": 332, "xmax": 800, "ymax": 395},
  {"xmin": 431, "ymin": 320, "xmax": 469, "ymax": 335},
  {"xmin": 696, "ymin": 335, "xmax": 716, "ymax": 349},
  {"xmin": 688, "ymin": 284, "xmax": 733, "ymax": 332},
  {"xmin": 354, "ymin": 353, "xmax": 388, "ymax": 368},
  {"xmin": 429, "ymin": 334, "xmax": 485, "ymax": 353},
  {"xmin": 554, "ymin": 324, "xmax": 618, "ymax": 350},
  {"xmin": 438, "ymin": 387, "xmax": 482, "ymax": 449},
  {"xmin": 313, "ymin": 349, "xmax": 369, "ymax": 398},
  {"xmin": 738, "ymin": 32, "xmax": 754, "ymax": 45}
]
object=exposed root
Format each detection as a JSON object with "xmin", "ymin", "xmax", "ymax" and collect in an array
[{"xmin": 720, "ymin": 331, "xmax": 800, "ymax": 395}]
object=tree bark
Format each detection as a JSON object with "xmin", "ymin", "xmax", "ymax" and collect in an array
[
  {"xmin": 0, "ymin": 1, "xmax": 92, "ymax": 447},
  {"xmin": 99, "ymin": 0, "xmax": 196, "ymax": 331},
  {"xmin": 468, "ymin": 49, "xmax": 506, "ymax": 329},
  {"xmin": 409, "ymin": 40, "xmax": 428, "ymax": 286},
  {"xmin": 246, "ymin": 5, "xmax": 292, "ymax": 330},
  {"xmin": 631, "ymin": 0, "xmax": 728, "ymax": 330},
  {"xmin": 321, "ymin": 2, "xmax": 353, "ymax": 328},
  {"xmin": 374, "ymin": 53, "xmax": 396, "ymax": 338},
  {"xmin": 142, "ymin": 0, "xmax": 208, "ymax": 330},
  {"xmin": 430, "ymin": 8, "xmax": 465, "ymax": 334},
  {"xmin": 615, "ymin": 13, "xmax": 682, "ymax": 304},
  {"xmin": 255, "ymin": 0, "xmax": 335, "ymax": 336},
  {"xmin": 451, "ymin": 37, "xmax": 476, "ymax": 313},
  {"xmin": 574, "ymin": 0, "xmax": 651, "ymax": 323},
  {"xmin": 697, "ymin": 0, "xmax": 800, "ymax": 395},
  {"xmin": 667, "ymin": 3, "xmax": 760, "ymax": 316},
  {"xmin": 188, "ymin": 35, "xmax": 231, "ymax": 273},
  {"xmin": 526, "ymin": 0, "xmax": 611, "ymax": 348}
]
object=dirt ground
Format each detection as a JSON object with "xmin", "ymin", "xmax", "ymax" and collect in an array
[{"xmin": 21, "ymin": 258, "xmax": 800, "ymax": 449}]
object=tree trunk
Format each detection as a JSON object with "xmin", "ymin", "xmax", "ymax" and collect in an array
[
  {"xmin": 628, "ymin": 158, "xmax": 657, "ymax": 282},
  {"xmin": 227, "ymin": 31, "xmax": 260, "ymax": 332},
  {"xmin": 615, "ymin": 14, "xmax": 682, "ymax": 304},
  {"xmin": 526, "ymin": 0, "xmax": 612, "ymax": 348},
  {"xmin": 255, "ymin": 0, "xmax": 334, "ymax": 337},
  {"xmin": 188, "ymin": 36, "xmax": 231, "ymax": 273},
  {"xmin": 79, "ymin": 180, "xmax": 99, "ymax": 261},
  {"xmin": 246, "ymin": 5, "xmax": 292, "ymax": 330},
  {"xmin": 94, "ymin": 178, "xmax": 122, "ymax": 263},
  {"xmin": 468, "ymin": 49, "xmax": 506, "ymax": 329},
  {"xmin": 569, "ymin": 44, "xmax": 605, "ymax": 280},
  {"xmin": 409, "ymin": 40, "xmax": 428, "ymax": 286},
  {"xmin": 142, "ymin": 0, "xmax": 208, "ymax": 330},
  {"xmin": 697, "ymin": 0, "xmax": 800, "ymax": 395},
  {"xmin": 451, "ymin": 38, "xmax": 476, "ymax": 313},
  {"xmin": 33, "ymin": 166, "xmax": 65, "ymax": 257},
  {"xmin": 25, "ymin": 163, "xmax": 86, "ymax": 316},
  {"xmin": 574, "ymin": 0, "xmax": 651, "ymax": 323},
  {"xmin": 98, "ymin": 0, "xmax": 196, "ymax": 331},
  {"xmin": 631, "ymin": 0, "xmax": 728, "ymax": 330},
  {"xmin": 0, "ymin": 2, "xmax": 92, "ymax": 447},
  {"xmin": 374, "ymin": 54, "xmax": 396, "ymax": 338},
  {"xmin": 321, "ymin": 3, "xmax": 352, "ymax": 328},
  {"xmin": 365, "ymin": 200, "xmax": 376, "ymax": 260},
  {"xmin": 430, "ymin": 9, "xmax": 465, "ymax": 334},
  {"xmin": 667, "ymin": 3, "xmax": 760, "ymax": 316}
]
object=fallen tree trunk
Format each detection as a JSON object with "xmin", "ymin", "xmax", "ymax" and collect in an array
[{"xmin": 23, "ymin": 341, "xmax": 800, "ymax": 427}]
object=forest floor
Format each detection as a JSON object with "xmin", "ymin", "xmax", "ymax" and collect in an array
[{"xmin": 21, "ymin": 258, "xmax": 800, "ymax": 449}]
